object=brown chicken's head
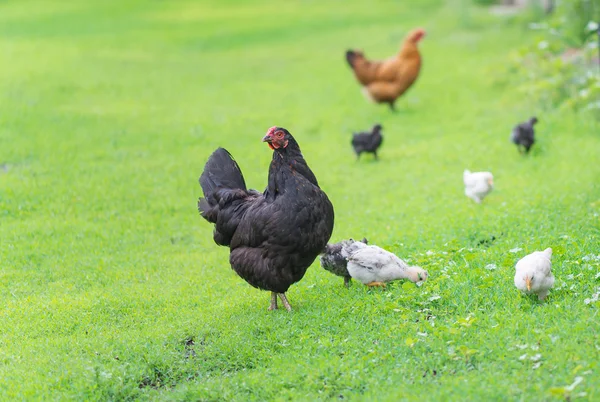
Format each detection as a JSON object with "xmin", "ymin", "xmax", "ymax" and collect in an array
[
  {"xmin": 262, "ymin": 126, "xmax": 291, "ymax": 150},
  {"xmin": 407, "ymin": 28, "xmax": 426, "ymax": 44},
  {"xmin": 345, "ymin": 50, "xmax": 366, "ymax": 68}
]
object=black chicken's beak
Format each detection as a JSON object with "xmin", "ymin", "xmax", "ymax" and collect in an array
[{"xmin": 262, "ymin": 134, "xmax": 275, "ymax": 150}]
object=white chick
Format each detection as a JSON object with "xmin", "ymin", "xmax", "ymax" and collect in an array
[
  {"xmin": 514, "ymin": 248, "xmax": 554, "ymax": 301},
  {"xmin": 463, "ymin": 169, "xmax": 493, "ymax": 203},
  {"xmin": 346, "ymin": 245, "xmax": 428, "ymax": 288},
  {"xmin": 320, "ymin": 237, "xmax": 369, "ymax": 287}
]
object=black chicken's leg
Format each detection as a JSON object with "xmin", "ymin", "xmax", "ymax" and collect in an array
[
  {"xmin": 278, "ymin": 293, "xmax": 292, "ymax": 311},
  {"xmin": 343, "ymin": 276, "xmax": 351, "ymax": 288},
  {"xmin": 268, "ymin": 292, "xmax": 278, "ymax": 310}
]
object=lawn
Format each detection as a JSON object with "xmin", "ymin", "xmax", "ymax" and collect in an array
[{"xmin": 1, "ymin": 0, "xmax": 599, "ymax": 400}]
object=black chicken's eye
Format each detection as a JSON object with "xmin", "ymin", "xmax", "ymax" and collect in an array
[{"xmin": 276, "ymin": 131, "xmax": 284, "ymax": 138}]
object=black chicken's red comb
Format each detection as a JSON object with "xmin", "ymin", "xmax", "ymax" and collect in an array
[{"xmin": 266, "ymin": 126, "xmax": 279, "ymax": 137}]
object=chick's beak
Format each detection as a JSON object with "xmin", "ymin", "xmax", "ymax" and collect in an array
[{"xmin": 525, "ymin": 277, "xmax": 532, "ymax": 291}]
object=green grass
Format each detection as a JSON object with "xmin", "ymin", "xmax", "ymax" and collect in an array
[{"xmin": 1, "ymin": 0, "xmax": 599, "ymax": 400}]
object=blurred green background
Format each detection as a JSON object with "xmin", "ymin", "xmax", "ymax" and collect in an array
[{"xmin": 0, "ymin": 0, "xmax": 599, "ymax": 400}]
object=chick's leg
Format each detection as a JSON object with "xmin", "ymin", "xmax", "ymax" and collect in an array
[
  {"xmin": 277, "ymin": 293, "xmax": 292, "ymax": 311},
  {"xmin": 366, "ymin": 281, "xmax": 386, "ymax": 288},
  {"xmin": 268, "ymin": 292, "xmax": 278, "ymax": 311}
]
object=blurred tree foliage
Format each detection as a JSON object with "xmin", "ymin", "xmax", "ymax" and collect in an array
[
  {"xmin": 502, "ymin": 0, "xmax": 600, "ymax": 117},
  {"xmin": 559, "ymin": 0, "xmax": 599, "ymax": 46}
]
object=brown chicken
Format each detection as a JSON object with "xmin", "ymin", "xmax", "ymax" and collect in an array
[{"xmin": 346, "ymin": 28, "xmax": 426, "ymax": 111}]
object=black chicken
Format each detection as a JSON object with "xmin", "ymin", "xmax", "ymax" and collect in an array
[
  {"xmin": 511, "ymin": 117, "xmax": 538, "ymax": 154},
  {"xmin": 198, "ymin": 127, "xmax": 335, "ymax": 311},
  {"xmin": 351, "ymin": 124, "xmax": 383, "ymax": 160},
  {"xmin": 320, "ymin": 237, "xmax": 368, "ymax": 287}
]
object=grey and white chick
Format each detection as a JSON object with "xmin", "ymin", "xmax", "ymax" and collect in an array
[
  {"xmin": 514, "ymin": 247, "xmax": 554, "ymax": 301},
  {"xmin": 511, "ymin": 117, "xmax": 538, "ymax": 154},
  {"xmin": 351, "ymin": 124, "xmax": 383, "ymax": 160},
  {"xmin": 463, "ymin": 169, "xmax": 494, "ymax": 204},
  {"xmin": 320, "ymin": 238, "xmax": 368, "ymax": 287},
  {"xmin": 346, "ymin": 245, "xmax": 428, "ymax": 287}
]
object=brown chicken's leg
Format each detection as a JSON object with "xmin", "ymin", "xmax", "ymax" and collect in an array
[
  {"xmin": 366, "ymin": 281, "xmax": 386, "ymax": 288},
  {"xmin": 268, "ymin": 292, "xmax": 278, "ymax": 311},
  {"xmin": 278, "ymin": 293, "xmax": 292, "ymax": 311}
]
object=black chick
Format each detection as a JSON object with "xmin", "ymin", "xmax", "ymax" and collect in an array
[
  {"xmin": 351, "ymin": 124, "xmax": 383, "ymax": 160},
  {"xmin": 320, "ymin": 238, "xmax": 368, "ymax": 287},
  {"xmin": 198, "ymin": 127, "xmax": 335, "ymax": 311},
  {"xmin": 511, "ymin": 117, "xmax": 538, "ymax": 154}
]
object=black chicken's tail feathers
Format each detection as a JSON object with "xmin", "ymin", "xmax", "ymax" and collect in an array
[
  {"xmin": 199, "ymin": 148, "xmax": 247, "ymax": 198},
  {"xmin": 198, "ymin": 149, "xmax": 259, "ymax": 246},
  {"xmin": 197, "ymin": 197, "xmax": 210, "ymax": 215}
]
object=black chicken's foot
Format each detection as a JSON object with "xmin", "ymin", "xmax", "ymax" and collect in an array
[
  {"xmin": 277, "ymin": 293, "xmax": 292, "ymax": 311},
  {"xmin": 268, "ymin": 292, "xmax": 278, "ymax": 311},
  {"xmin": 344, "ymin": 277, "xmax": 351, "ymax": 288}
]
